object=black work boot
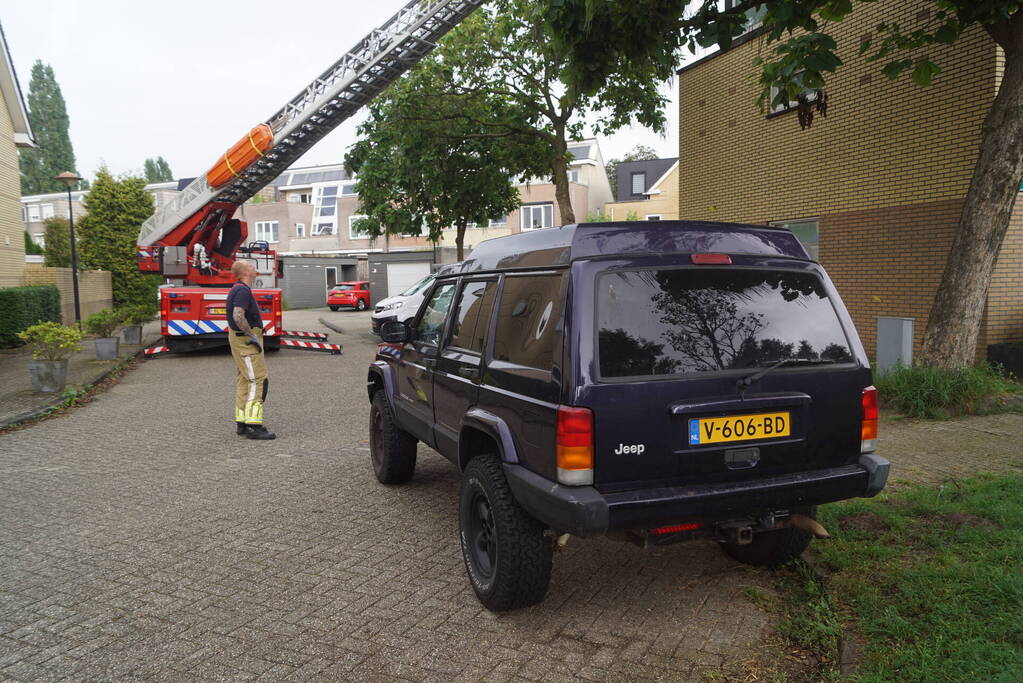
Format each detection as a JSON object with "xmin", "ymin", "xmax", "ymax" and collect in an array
[
  {"xmin": 245, "ymin": 424, "xmax": 276, "ymax": 440},
  {"xmin": 236, "ymin": 422, "xmax": 248, "ymax": 436}
]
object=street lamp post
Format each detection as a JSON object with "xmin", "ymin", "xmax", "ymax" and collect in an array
[{"xmin": 54, "ymin": 172, "xmax": 83, "ymax": 324}]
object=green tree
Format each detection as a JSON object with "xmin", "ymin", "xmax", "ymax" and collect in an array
[
  {"xmin": 77, "ymin": 167, "xmax": 159, "ymax": 307},
  {"xmin": 143, "ymin": 156, "xmax": 174, "ymax": 183},
  {"xmin": 23, "ymin": 231, "xmax": 43, "ymax": 256},
  {"xmin": 417, "ymin": 0, "xmax": 667, "ymax": 225},
  {"xmin": 18, "ymin": 61, "xmax": 78, "ymax": 195},
  {"xmin": 607, "ymin": 144, "xmax": 659, "ymax": 197},
  {"xmin": 42, "ymin": 216, "xmax": 71, "ymax": 268},
  {"xmin": 346, "ymin": 54, "xmax": 546, "ymax": 260},
  {"xmin": 540, "ymin": 0, "xmax": 1023, "ymax": 369}
]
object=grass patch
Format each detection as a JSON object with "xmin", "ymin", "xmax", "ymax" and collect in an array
[
  {"xmin": 874, "ymin": 363, "xmax": 1022, "ymax": 419},
  {"xmin": 814, "ymin": 475, "xmax": 1023, "ymax": 681},
  {"xmin": 775, "ymin": 561, "xmax": 842, "ymax": 679}
]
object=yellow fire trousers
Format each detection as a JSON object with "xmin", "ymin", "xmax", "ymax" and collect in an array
[{"xmin": 229, "ymin": 328, "xmax": 268, "ymax": 424}]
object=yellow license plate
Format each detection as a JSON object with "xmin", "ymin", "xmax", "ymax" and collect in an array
[
  {"xmin": 688, "ymin": 412, "xmax": 790, "ymax": 446},
  {"xmin": 208, "ymin": 307, "xmax": 226, "ymax": 315}
]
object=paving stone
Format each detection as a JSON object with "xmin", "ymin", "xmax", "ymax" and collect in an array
[{"xmin": 11, "ymin": 309, "xmax": 989, "ymax": 681}]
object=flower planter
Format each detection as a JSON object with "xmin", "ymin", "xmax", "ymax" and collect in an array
[
  {"xmin": 94, "ymin": 336, "xmax": 120, "ymax": 361},
  {"xmin": 29, "ymin": 359, "xmax": 69, "ymax": 393},
  {"xmin": 987, "ymin": 342, "xmax": 1023, "ymax": 381},
  {"xmin": 123, "ymin": 325, "xmax": 143, "ymax": 345}
]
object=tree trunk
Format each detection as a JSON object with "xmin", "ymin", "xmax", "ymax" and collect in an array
[
  {"xmin": 550, "ymin": 127, "xmax": 576, "ymax": 225},
  {"xmin": 920, "ymin": 15, "xmax": 1023, "ymax": 369},
  {"xmin": 455, "ymin": 220, "xmax": 466, "ymax": 261}
]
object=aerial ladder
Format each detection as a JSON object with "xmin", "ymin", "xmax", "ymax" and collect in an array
[{"xmin": 137, "ymin": 0, "xmax": 484, "ymax": 354}]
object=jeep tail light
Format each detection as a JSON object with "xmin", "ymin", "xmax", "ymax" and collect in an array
[
  {"xmin": 691, "ymin": 253, "xmax": 732, "ymax": 265},
  {"xmin": 861, "ymin": 386, "xmax": 878, "ymax": 453},
  {"xmin": 557, "ymin": 406, "xmax": 593, "ymax": 486}
]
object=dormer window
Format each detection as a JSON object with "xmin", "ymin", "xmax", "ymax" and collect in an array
[{"xmin": 631, "ymin": 172, "xmax": 646, "ymax": 196}]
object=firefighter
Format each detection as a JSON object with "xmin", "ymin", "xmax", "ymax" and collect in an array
[{"xmin": 227, "ymin": 260, "xmax": 276, "ymax": 439}]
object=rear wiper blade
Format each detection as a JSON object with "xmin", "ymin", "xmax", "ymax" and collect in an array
[{"xmin": 737, "ymin": 357, "xmax": 835, "ymax": 392}]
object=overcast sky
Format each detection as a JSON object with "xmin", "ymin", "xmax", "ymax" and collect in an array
[{"xmin": 4, "ymin": 0, "xmax": 682, "ymax": 183}]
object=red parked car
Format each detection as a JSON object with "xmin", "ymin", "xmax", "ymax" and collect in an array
[{"xmin": 328, "ymin": 281, "xmax": 371, "ymax": 311}]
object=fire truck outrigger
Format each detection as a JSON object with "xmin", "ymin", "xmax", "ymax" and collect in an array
[{"xmin": 137, "ymin": 0, "xmax": 484, "ymax": 354}]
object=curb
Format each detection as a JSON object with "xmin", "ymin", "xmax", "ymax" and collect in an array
[{"xmin": 0, "ymin": 337, "xmax": 159, "ymax": 431}]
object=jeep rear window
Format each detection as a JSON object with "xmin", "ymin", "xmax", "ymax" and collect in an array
[{"xmin": 597, "ymin": 268, "xmax": 853, "ymax": 379}]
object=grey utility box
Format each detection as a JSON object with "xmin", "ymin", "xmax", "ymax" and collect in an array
[{"xmin": 876, "ymin": 317, "xmax": 913, "ymax": 374}]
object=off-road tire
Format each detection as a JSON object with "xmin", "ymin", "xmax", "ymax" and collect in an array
[
  {"xmin": 329, "ymin": 305, "xmax": 340, "ymax": 312},
  {"xmin": 369, "ymin": 391, "xmax": 417, "ymax": 484},
  {"xmin": 356, "ymin": 299, "xmax": 367, "ymax": 311},
  {"xmin": 720, "ymin": 508, "xmax": 816, "ymax": 567},
  {"xmin": 459, "ymin": 454, "xmax": 552, "ymax": 611}
]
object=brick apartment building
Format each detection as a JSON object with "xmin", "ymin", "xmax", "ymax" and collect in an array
[
  {"xmin": 0, "ymin": 21, "xmax": 34, "ymax": 288},
  {"xmin": 604, "ymin": 157, "xmax": 679, "ymax": 221},
  {"xmin": 677, "ymin": 0, "xmax": 1022, "ymax": 358},
  {"xmin": 240, "ymin": 139, "xmax": 613, "ymax": 258},
  {"xmin": 21, "ymin": 181, "xmax": 182, "ymax": 250}
]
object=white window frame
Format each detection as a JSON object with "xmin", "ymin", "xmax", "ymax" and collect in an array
[
  {"xmin": 254, "ymin": 221, "xmax": 279, "ymax": 243},
  {"xmin": 769, "ymin": 72, "xmax": 820, "ymax": 114},
  {"xmin": 33, "ymin": 233, "xmax": 45, "ymax": 248},
  {"xmin": 488, "ymin": 215, "xmax": 508, "ymax": 227},
  {"xmin": 645, "ymin": 214, "xmax": 662, "ymax": 221},
  {"xmin": 27, "ymin": 204, "xmax": 41, "ymax": 222},
  {"xmin": 21, "ymin": 205, "xmax": 28, "ymax": 223},
  {"xmin": 41, "ymin": 203, "xmax": 55, "ymax": 219},
  {"xmin": 295, "ymin": 223, "xmax": 305, "ymax": 238},
  {"xmin": 349, "ymin": 214, "xmax": 371, "ymax": 240},
  {"xmin": 312, "ymin": 222, "xmax": 336, "ymax": 236},
  {"xmin": 520, "ymin": 203, "xmax": 554, "ymax": 231}
]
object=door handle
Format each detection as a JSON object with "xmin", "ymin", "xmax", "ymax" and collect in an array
[{"xmin": 457, "ymin": 366, "xmax": 480, "ymax": 380}]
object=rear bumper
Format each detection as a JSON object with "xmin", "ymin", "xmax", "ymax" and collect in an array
[{"xmin": 503, "ymin": 454, "xmax": 890, "ymax": 537}]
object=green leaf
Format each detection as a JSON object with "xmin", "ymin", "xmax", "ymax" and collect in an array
[
  {"xmin": 882, "ymin": 59, "xmax": 913, "ymax": 80},
  {"xmin": 911, "ymin": 60, "xmax": 941, "ymax": 86},
  {"xmin": 933, "ymin": 23, "xmax": 958, "ymax": 44}
]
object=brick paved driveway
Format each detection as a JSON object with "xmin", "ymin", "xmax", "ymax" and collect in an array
[{"xmin": 0, "ymin": 309, "xmax": 780, "ymax": 682}]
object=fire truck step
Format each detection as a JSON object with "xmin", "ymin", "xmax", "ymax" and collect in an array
[
  {"xmin": 279, "ymin": 330, "xmax": 328, "ymax": 341},
  {"xmin": 280, "ymin": 339, "xmax": 342, "ymax": 355},
  {"xmin": 144, "ymin": 345, "xmax": 170, "ymax": 357}
]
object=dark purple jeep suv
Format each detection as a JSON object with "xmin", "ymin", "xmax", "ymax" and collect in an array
[{"xmin": 367, "ymin": 221, "xmax": 889, "ymax": 612}]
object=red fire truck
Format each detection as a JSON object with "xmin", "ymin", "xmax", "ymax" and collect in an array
[{"xmin": 136, "ymin": 0, "xmax": 483, "ymax": 354}]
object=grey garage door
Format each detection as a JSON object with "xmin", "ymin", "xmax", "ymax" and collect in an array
[{"xmin": 386, "ymin": 262, "xmax": 431, "ymax": 298}]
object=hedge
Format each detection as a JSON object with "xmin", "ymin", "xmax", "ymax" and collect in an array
[{"xmin": 0, "ymin": 285, "xmax": 62, "ymax": 347}]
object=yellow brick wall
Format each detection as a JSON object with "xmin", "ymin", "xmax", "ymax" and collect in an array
[
  {"xmin": 606, "ymin": 164, "xmax": 679, "ymax": 220},
  {"xmin": 0, "ymin": 92, "xmax": 25, "ymax": 288},
  {"xmin": 23, "ymin": 264, "xmax": 113, "ymax": 324},
  {"xmin": 676, "ymin": 0, "xmax": 1019, "ymax": 358},
  {"xmin": 679, "ymin": 1, "xmax": 996, "ymax": 222}
]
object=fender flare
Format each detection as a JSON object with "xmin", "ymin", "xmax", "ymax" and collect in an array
[
  {"xmin": 459, "ymin": 408, "xmax": 519, "ymax": 471},
  {"xmin": 367, "ymin": 361, "xmax": 396, "ymax": 407}
]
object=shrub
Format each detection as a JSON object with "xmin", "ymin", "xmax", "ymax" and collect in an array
[
  {"xmin": 83, "ymin": 308, "xmax": 122, "ymax": 338},
  {"xmin": 18, "ymin": 321, "xmax": 83, "ymax": 361},
  {"xmin": 24, "ymin": 231, "xmax": 43, "ymax": 255},
  {"xmin": 874, "ymin": 363, "xmax": 1022, "ymax": 418},
  {"xmin": 0, "ymin": 285, "xmax": 61, "ymax": 347},
  {"xmin": 117, "ymin": 303, "xmax": 156, "ymax": 326}
]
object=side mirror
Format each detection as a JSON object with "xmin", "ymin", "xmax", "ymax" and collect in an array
[{"xmin": 380, "ymin": 320, "xmax": 411, "ymax": 344}]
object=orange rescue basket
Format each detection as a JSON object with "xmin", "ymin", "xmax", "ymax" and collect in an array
[{"xmin": 206, "ymin": 124, "xmax": 273, "ymax": 189}]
